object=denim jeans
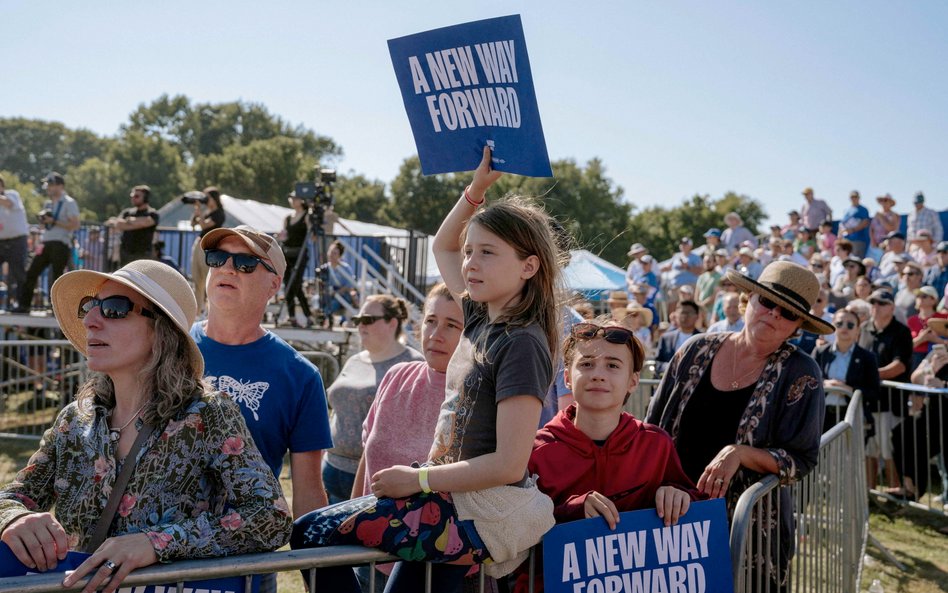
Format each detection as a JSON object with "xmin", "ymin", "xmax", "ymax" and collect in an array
[{"xmin": 321, "ymin": 458, "xmax": 356, "ymax": 505}]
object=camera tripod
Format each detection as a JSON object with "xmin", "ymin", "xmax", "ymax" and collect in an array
[{"xmin": 276, "ymin": 208, "xmax": 337, "ymax": 328}]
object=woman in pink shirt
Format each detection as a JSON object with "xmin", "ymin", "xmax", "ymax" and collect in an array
[{"xmin": 349, "ymin": 283, "xmax": 464, "ymax": 588}]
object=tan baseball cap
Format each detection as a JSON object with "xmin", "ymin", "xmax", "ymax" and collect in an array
[{"xmin": 201, "ymin": 225, "xmax": 287, "ymax": 276}]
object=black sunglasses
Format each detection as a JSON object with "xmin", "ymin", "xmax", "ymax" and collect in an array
[
  {"xmin": 834, "ymin": 320, "xmax": 856, "ymax": 330},
  {"xmin": 205, "ymin": 249, "xmax": 277, "ymax": 274},
  {"xmin": 757, "ymin": 296, "xmax": 801, "ymax": 323},
  {"xmin": 352, "ymin": 314, "xmax": 392, "ymax": 326},
  {"xmin": 78, "ymin": 295, "xmax": 155, "ymax": 320},
  {"xmin": 571, "ymin": 323, "xmax": 639, "ymax": 355}
]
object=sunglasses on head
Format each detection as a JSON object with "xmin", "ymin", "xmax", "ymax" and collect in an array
[
  {"xmin": 78, "ymin": 295, "xmax": 155, "ymax": 320},
  {"xmin": 571, "ymin": 323, "xmax": 639, "ymax": 355},
  {"xmin": 351, "ymin": 314, "xmax": 392, "ymax": 326},
  {"xmin": 205, "ymin": 249, "xmax": 277, "ymax": 274},
  {"xmin": 757, "ymin": 295, "xmax": 801, "ymax": 322},
  {"xmin": 834, "ymin": 320, "xmax": 856, "ymax": 330}
]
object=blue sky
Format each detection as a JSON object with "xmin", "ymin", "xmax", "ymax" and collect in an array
[{"xmin": 2, "ymin": 1, "xmax": 945, "ymax": 227}]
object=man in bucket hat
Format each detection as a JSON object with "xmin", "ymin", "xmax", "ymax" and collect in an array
[{"xmin": 191, "ymin": 225, "xmax": 332, "ymax": 517}]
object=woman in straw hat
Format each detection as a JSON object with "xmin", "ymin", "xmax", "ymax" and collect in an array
[
  {"xmin": 646, "ymin": 261, "xmax": 832, "ymax": 588},
  {"xmin": 0, "ymin": 260, "xmax": 291, "ymax": 593}
]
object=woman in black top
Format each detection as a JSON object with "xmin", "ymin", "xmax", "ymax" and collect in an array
[
  {"xmin": 646, "ymin": 262, "xmax": 832, "ymax": 590},
  {"xmin": 280, "ymin": 192, "xmax": 313, "ymax": 326},
  {"xmin": 189, "ymin": 187, "xmax": 226, "ymax": 314}
]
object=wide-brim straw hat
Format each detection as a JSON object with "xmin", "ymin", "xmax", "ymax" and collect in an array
[
  {"xmin": 606, "ymin": 290, "xmax": 629, "ymax": 304},
  {"xmin": 928, "ymin": 317, "xmax": 948, "ymax": 338},
  {"xmin": 727, "ymin": 261, "xmax": 834, "ymax": 335},
  {"xmin": 625, "ymin": 304, "xmax": 654, "ymax": 327},
  {"xmin": 51, "ymin": 260, "xmax": 203, "ymax": 377}
]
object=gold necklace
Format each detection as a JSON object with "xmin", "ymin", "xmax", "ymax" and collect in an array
[
  {"xmin": 110, "ymin": 403, "xmax": 146, "ymax": 433},
  {"xmin": 728, "ymin": 340, "xmax": 766, "ymax": 389}
]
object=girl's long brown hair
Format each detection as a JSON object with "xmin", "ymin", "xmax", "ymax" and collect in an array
[{"xmin": 463, "ymin": 196, "xmax": 566, "ymax": 365}]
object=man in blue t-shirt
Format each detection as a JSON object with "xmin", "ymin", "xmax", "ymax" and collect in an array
[
  {"xmin": 839, "ymin": 190, "xmax": 871, "ymax": 258},
  {"xmin": 191, "ymin": 225, "xmax": 333, "ymax": 520}
]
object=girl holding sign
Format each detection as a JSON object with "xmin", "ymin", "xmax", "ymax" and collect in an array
[{"xmin": 291, "ymin": 147, "xmax": 560, "ymax": 592}]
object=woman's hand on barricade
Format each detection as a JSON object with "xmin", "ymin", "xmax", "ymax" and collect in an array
[
  {"xmin": 655, "ymin": 487, "xmax": 691, "ymax": 527},
  {"xmin": 697, "ymin": 445, "xmax": 743, "ymax": 498},
  {"xmin": 0, "ymin": 512, "xmax": 68, "ymax": 572},
  {"xmin": 583, "ymin": 491, "xmax": 620, "ymax": 530},
  {"xmin": 62, "ymin": 533, "xmax": 157, "ymax": 593},
  {"xmin": 370, "ymin": 465, "xmax": 421, "ymax": 499}
]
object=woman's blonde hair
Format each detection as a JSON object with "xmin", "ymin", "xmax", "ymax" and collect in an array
[
  {"xmin": 463, "ymin": 196, "xmax": 565, "ymax": 361},
  {"xmin": 76, "ymin": 312, "xmax": 206, "ymax": 426}
]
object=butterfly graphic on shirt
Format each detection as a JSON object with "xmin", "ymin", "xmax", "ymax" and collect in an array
[{"xmin": 207, "ymin": 375, "xmax": 269, "ymax": 421}]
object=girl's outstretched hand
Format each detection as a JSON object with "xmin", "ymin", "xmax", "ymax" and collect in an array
[
  {"xmin": 370, "ymin": 465, "xmax": 422, "ymax": 499},
  {"xmin": 469, "ymin": 146, "xmax": 503, "ymax": 202}
]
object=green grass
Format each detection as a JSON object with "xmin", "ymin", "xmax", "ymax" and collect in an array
[
  {"xmin": 860, "ymin": 498, "xmax": 948, "ymax": 593},
  {"xmin": 2, "ymin": 438, "xmax": 945, "ymax": 593}
]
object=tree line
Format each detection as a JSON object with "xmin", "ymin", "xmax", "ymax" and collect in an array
[{"xmin": 0, "ymin": 95, "xmax": 764, "ymax": 265}]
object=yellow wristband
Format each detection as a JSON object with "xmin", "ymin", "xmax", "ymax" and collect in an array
[{"xmin": 418, "ymin": 467, "xmax": 432, "ymax": 494}]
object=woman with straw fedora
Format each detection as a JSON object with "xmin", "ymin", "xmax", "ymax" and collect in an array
[
  {"xmin": 646, "ymin": 261, "xmax": 832, "ymax": 589},
  {"xmin": 0, "ymin": 260, "xmax": 291, "ymax": 593}
]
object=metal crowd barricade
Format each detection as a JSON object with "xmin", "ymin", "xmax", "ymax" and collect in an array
[
  {"xmin": 0, "ymin": 339, "xmax": 86, "ymax": 439},
  {"xmin": 625, "ymin": 374, "xmax": 659, "ymax": 419},
  {"xmin": 0, "ymin": 546, "xmax": 528, "ymax": 593},
  {"xmin": 869, "ymin": 380, "xmax": 947, "ymax": 516},
  {"xmin": 730, "ymin": 391, "xmax": 868, "ymax": 593}
]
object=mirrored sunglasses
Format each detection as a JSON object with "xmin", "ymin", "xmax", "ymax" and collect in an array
[
  {"xmin": 205, "ymin": 249, "xmax": 277, "ymax": 274},
  {"xmin": 757, "ymin": 295, "xmax": 801, "ymax": 323},
  {"xmin": 78, "ymin": 295, "xmax": 155, "ymax": 320},
  {"xmin": 351, "ymin": 314, "xmax": 391, "ymax": 326}
]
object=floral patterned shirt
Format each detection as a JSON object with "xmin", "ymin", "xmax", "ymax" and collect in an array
[{"xmin": 0, "ymin": 392, "xmax": 292, "ymax": 563}]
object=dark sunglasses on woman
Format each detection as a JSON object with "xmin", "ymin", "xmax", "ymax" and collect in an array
[
  {"xmin": 351, "ymin": 314, "xmax": 391, "ymax": 326},
  {"xmin": 78, "ymin": 295, "xmax": 155, "ymax": 320},
  {"xmin": 757, "ymin": 296, "xmax": 801, "ymax": 322},
  {"xmin": 205, "ymin": 249, "xmax": 278, "ymax": 275},
  {"xmin": 834, "ymin": 320, "xmax": 856, "ymax": 330}
]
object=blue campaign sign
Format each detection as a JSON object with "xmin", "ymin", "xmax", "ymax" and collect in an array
[
  {"xmin": 0, "ymin": 543, "xmax": 258, "ymax": 593},
  {"xmin": 388, "ymin": 15, "xmax": 553, "ymax": 178},
  {"xmin": 542, "ymin": 499, "xmax": 734, "ymax": 593}
]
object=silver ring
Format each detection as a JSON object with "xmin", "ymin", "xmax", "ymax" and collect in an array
[
  {"xmin": 103, "ymin": 560, "xmax": 117, "ymax": 572},
  {"xmin": 715, "ymin": 478, "xmax": 725, "ymax": 484}
]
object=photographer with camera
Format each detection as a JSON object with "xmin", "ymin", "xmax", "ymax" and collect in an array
[
  {"xmin": 15, "ymin": 172, "xmax": 80, "ymax": 313},
  {"xmin": 186, "ymin": 186, "xmax": 225, "ymax": 314},
  {"xmin": 105, "ymin": 185, "xmax": 160, "ymax": 265},
  {"xmin": 279, "ymin": 191, "xmax": 315, "ymax": 327}
]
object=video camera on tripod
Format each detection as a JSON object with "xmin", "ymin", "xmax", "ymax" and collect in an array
[{"xmin": 294, "ymin": 168, "xmax": 336, "ymax": 229}]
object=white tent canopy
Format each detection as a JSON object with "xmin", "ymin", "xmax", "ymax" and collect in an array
[{"xmin": 157, "ymin": 194, "xmax": 440, "ymax": 283}]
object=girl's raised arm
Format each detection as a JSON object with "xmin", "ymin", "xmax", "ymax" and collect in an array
[{"xmin": 433, "ymin": 146, "xmax": 502, "ymax": 299}]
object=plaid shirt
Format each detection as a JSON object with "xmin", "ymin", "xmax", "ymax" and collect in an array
[{"xmin": 907, "ymin": 206, "xmax": 944, "ymax": 243}]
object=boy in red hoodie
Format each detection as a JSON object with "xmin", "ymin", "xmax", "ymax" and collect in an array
[{"xmin": 516, "ymin": 320, "xmax": 700, "ymax": 592}]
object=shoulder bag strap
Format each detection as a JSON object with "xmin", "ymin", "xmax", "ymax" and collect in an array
[{"xmin": 85, "ymin": 423, "xmax": 157, "ymax": 552}]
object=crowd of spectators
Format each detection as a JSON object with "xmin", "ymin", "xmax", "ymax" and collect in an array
[
  {"xmin": 618, "ymin": 186, "xmax": 947, "ymax": 506},
  {"xmin": 1, "ymin": 172, "xmax": 946, "ymax": 590}
]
